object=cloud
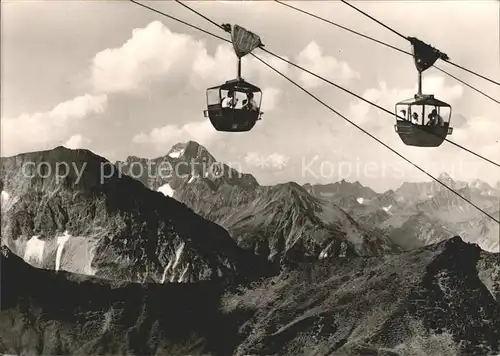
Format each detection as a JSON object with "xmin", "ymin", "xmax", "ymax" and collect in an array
[
  {"xmin": 245, "ymin": 151, "xmax": 290, "ymax": 170},
  {"xmin": 64, "ymin": 134, "xmax": 91, "ymax": 149},
  {"xmin": 295, "ymin": 41, "xmax": 360, "ymax": 89},
  {"xmin": 453, "ymin": 116, "xmax": 500, "ymax": 152},
  {"xmin": 1, "ymin": 94, "xmax": 107, "ymax": 156},
  {"xmin": 261, "ymin": 87, "xmax": 281, "ymax": 112},
  {"xmin": 132, "ymin": 119, "xmax": 217, "ymax": 151},
  {"xmin": 91, "ymin": 21, "xmax": 208, "ymax": 94},
  {"xmin": 191, "ymin": 43, "xmax": 291, "ymax": 91}
]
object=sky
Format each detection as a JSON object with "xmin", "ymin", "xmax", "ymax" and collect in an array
[{"xmin": 2, "ymin": 0, "xmax": 500, "ymax": 192}]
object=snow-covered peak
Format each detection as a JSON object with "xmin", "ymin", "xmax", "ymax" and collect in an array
[{"xmin": 168, "ymin": 148, "xmax": 185, "ymax": 159}]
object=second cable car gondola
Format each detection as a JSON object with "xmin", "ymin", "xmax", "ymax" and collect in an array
[
  {"xmin": 395, "ymin": 94, "xmax": 453, "ymax": 147},
  {"xmin": 394, "ymin": 37, "xmax": 453, "ymax": 147},
  {"xmin": 203, "ymin": 24, "xmax": 264, "ymax": 132}
]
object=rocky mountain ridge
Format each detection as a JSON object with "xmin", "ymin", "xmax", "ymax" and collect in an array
[
  {"xmin": 122, "ymin": 142, "xmax": 400, "ymax": 266},
  {"xmin": 0, "ymin": 146, "xmax": 267, "ymax": 283}
]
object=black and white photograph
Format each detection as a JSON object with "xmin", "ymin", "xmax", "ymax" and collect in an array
[{"xmin": 1, "ymin": 0, "xmax": 500, "ymax": 355}]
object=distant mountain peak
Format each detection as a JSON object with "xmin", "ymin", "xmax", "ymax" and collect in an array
[
  {"xmin": 470, "ymin": 178, "xmax": 492, "ymax": 190},
  {"xmin": 273, "ymin": 181, "xmax": 313, "ymax": 197},
  {"xmin": 438, "ymin": 172, "xmax": 453, "ymax": 181},
  {"xmin": 166, "ymin": 141, "xmax": 217, "ymax": 163}
]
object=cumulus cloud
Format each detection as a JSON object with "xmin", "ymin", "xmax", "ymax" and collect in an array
[
  {"xmin": 1, "ymin": 94, "xmax": 107, "ymax": 156},
  {"xmin": 295, "ymin": 41, "xmax": 360, "ymax": 89},
  {"xmin": 260, "ymin": 87, "xmax": 281, "ymax": 112},
  {"xmin": 91, "ymin": 21, "xmax": 208, "ymax": 94},
  {"xmin": 133, "ymin": 119, "xmax": 217, "ymax": 151},
  {"xmin": 91, "ymin": 20, "xmax": 289, "ymax": 98},
  {"xmin": 191, "ymin": 43, "xmax": 291, "ymax": 87},
  {"xmin": 64, "ymin": 134, "xmax": 91, "ymax": 149},
  {"xmin": 453, "ymin": 116, "xmax": 500, "ymax": 153}
]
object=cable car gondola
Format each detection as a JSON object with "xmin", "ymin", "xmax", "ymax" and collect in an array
[
  {"xmin": 394, "ymin": 37, "xmax": 453, "ymax": 147},
  {"xmin": 203, "ymin": 24, "xmax": 264, "ymax": 132}
]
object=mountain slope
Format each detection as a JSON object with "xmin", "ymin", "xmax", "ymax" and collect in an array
[
  {"xmin": 303, "ymin": 180, "xmax": 378, "ymax": 202},
  {"xmin": 0, "ymin": 246, "xmax": 238, "ymax": 355},
  {"xmin": 224, "ymin": 236, "xmax": 500, "ymax": 355},
  {"xmin": 0, "ymin": 146, "xmax": 267, "ymax": 283},
  {"xmin": 223, "ymin": 182, "xmax": 397, "ymax": 265},
  {"xmin": 2, "ymin": 236, "xmax": 499, "ymax": 355},
  {"xmin": 124, "ymin": 142, "xmax": 399, "ymax": 265},
  {"xmin": 307, "ymin": 176, "xmax": 499, "ymax": 252}
]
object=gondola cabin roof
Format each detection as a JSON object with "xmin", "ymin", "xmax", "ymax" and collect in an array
[
  {"xmin": 208, "ymin": 78, "xmax": 261, "ymax": 93},
  {"xmin": 396, "ymin": 94, "xmax": 451, "ymax": 107}
]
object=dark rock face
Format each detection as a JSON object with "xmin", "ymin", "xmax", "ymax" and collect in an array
[
  {"xmin": 0, "ymin": 146, "xmax": 267, "ymax": 283},
  {"xmin": 1, "ymin": 237, "xmax": 499, "ymax": 355},
  {"xmin": 0, "ymin": 246, "xmax": 239, "ymax": 356}
]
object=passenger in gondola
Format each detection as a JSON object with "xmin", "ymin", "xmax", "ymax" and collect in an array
[
  {"xmin": 412, "ymin": 112, "xmax": 419, "ymax": 124},
  {"xmin": 221, "ymin": 90, "xmax": 238, "ymax": 108},
  {"xmin": 400, "ymin": 109, "xmax": 407, "ymax": 120},
  {"xmin": 426, "ymin": 109, "xmax": 443, "ymax": 126},
  {"xmin": 242, "ymin": 92, "xmax": 258, "ymax": 111},
  {"xmin": 426, "ymin": 110, "xmax": 437, "ymax": 126},
  {"xmin": 436, "ymin": 110, "xmax": 445, "ymax": 126}
]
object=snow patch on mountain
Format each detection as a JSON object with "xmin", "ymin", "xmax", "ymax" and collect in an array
[
  {"xmin": 158, "ymin": 183, "xmax": 174, "ymax": 197},
  {"xmin": 1, "ymin": 190, "xmax": 18, "ymax": 212},
  {"xmin": 24, "ymin": 236, "xmax": 45, "ymax": 264},
  {"xmin": 161, "ymin": 242, "xmax": 186, "ymax": 283},
  {"xmin": 357, "ymin": 197, "xmax": 365, "ymax": 204},
  {"xmin": 382, "ymin": 205, "xmax": 392, "ymax": 212},
  {"xmin": 168, "ymin": 148, "xmax": 185, "ymax": 159},
  {"xmin": 1, "ymin": 190, "xmax": 9, "ymax": 203},
  {"xmin": 55, "ymin": 231, "xmax": 71, "ymax": 272}
]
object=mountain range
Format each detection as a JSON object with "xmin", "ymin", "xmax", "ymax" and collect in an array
[
  {"xmin": 305, "ymin": 173, "xmax": 499, "ymax": 253},
  {"xmin": 119, "ymin": 141, "xmax": 400, "ymax": 269},
  {"xmin": 121, "ymin": 141, "xmax": 499, "ymax": 255},
  {"xmin": 1, "ymin": 142, "xmax": 499, "ymax": 355}
]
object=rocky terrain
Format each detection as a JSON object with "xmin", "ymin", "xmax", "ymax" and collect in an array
[
  {"xmin": 122, "ymin": 142, "xmax": 399, "ymax": 268},
  {"xmin": 1, "ymin": 236, "xmax": 499, "ymax": 355},
  {"xmin": 1, "ymin": 143, "xmax": 498, "ymax": 355},
  {"xmin": 121, "ymin": 141, "xmax": 498, "ymax": 257},
  {"xmin": 306, "ymin": 173, "xmax": 499, "ymax": 253},
  {"xmin": 0, "ymin": 146, "xmax": 267, "ymax": 283}
]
